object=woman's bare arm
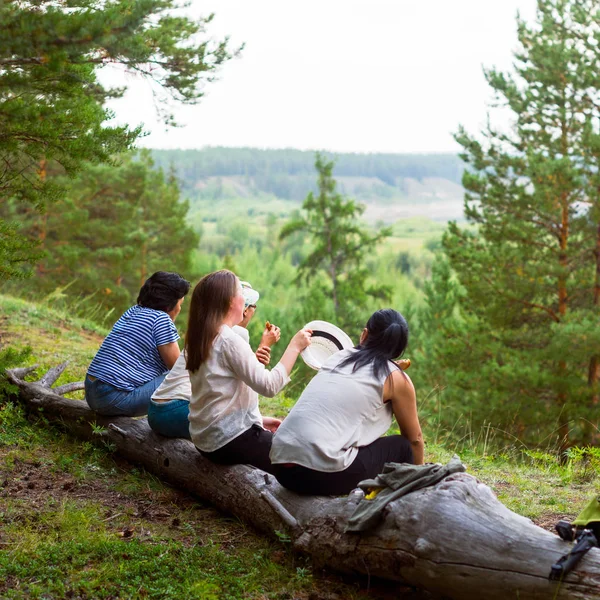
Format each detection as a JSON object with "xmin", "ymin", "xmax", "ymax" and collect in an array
[
  {"xmin": 158, "ymin": 342, "xmax": 180, "ymax": 370},
  {"xmin": 386, "ymin": 370, "xmax": 424, "ymax": 465}
]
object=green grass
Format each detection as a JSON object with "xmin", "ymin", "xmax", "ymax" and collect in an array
[
  {"xmin": 1, "ymin": 292, "xmax": 598, "ymax": 598},
  {"xmin": 0, "ymin": 294, "xmax": 106, "ymax": 394},
  {"xmin": 0, "ymin": 502, "xmax": 312, "ymax": 600},
  {"xmin": 0, "ymin": 410, "xmax": 378, "ymax": 599},
  {"xmin": 425, "ymin": 444, "xmax": 596, "ymax": 522},
  {"xmin": 0, "ymin": 294, "xmax": 393, "ymax": 600}
]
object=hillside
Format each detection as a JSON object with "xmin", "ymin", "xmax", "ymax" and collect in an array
[
  {"xmin": 151, "ymin": 147, "xmax": 466, "ymax": 224},
  {"xmin": 0, "ymin": 295, "xmax": 401, "ymax": 600},
  {"xmin": 2, "ymin": 295, "xmax": 598, "ymax": 596}
]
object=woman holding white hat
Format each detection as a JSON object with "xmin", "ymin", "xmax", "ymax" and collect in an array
[
  {"xmin": 185, "ymin": 269, "xmax": 312, "ymax": 472},
  {"xmin": 270, "ymin": 308, "xmax": 424, "ymax": 496},
  {"xmin": 147, "ymin": 280, "xmax": 277, "ymax": 439}
]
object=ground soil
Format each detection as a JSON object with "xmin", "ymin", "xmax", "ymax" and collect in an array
[{"xmin": 0, "ymin": 443, "xmax": 430, "ymax": 600}]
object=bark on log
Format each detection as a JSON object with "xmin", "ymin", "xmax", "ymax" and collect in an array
[{"xmin": 6, "ymin": 364, "xmax": 600, "ymax": 600}]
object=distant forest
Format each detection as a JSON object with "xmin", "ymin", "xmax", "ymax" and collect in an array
[{"xmin": 151, "ymin": 147, "xmax": 464, "ymax": 203}]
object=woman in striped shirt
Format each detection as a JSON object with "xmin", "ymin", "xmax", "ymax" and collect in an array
[{"xmin": 85, "ymin": 271, "xmax": 190, "ymax": 417}]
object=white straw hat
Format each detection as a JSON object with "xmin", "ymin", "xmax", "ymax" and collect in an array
[{"xmin": 301, "ymin": 320, "xmax": 354, "ymax": 370}]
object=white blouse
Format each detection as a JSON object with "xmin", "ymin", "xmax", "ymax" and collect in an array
[
  {"xmin": 189, "ymin": 325, "xmax": 290, "ymax": 452},
  {"xmin": 270, "ymin": 348, "xmax": 397, "ymax": 472}
]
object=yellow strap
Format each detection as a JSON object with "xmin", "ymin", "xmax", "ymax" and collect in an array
[{"xmin": 365, "ymin": 487, "xmax": 384, "ymax": 500}]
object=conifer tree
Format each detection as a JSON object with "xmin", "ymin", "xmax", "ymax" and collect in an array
[
  {"xmin": 419, "ymin": 0, "xmax": 600, "ymax": 448},
  {"xmin": 7, "ymin": 153, "xmax": 198, "ymax": 314},
  {"xmin": 0, "ymin": 0, "xmax": 233, "ymax": 278},
  {"xmin": 280, "ymin": 153, "xmax": 391, "ymax": 331}
]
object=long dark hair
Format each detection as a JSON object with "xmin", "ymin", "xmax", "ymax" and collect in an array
[
  {"xmin": 185, "ymin": 270, "xmax": 238, "ymax": 372},
  {"xmin": 137, "ymin": 271, "xmax": 190, "ymax": 312},
  {"xmin": 338, "ymin": 309, "xmax": 409, "ymax": 379}
]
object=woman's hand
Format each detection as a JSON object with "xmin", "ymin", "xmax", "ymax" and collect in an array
[
  {"xmin": 255, "ymin": 346, "xmax": 271, "ymax": 366},
  {"xmin": 278, "ymin": 328, "xmax": 312, "ymax": 376},
  {"xmin": 262, "ymin": 416, "xmax": 282, "ymax": 433},
  {"xmin": 260, "ymin": 323, "xmax": 280, "ymax": 347},
  {"xmin": 291, "ymin": 328, "xmax": 312, "ymax": 353},
  {"xmin": 394, "ymin": 358, "xmax": 411, "ymax": 371}
]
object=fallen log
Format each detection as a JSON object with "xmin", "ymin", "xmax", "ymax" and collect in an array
[{"xmin": 6, "ymin": 363, "xmax": 600, "ymax": 600}]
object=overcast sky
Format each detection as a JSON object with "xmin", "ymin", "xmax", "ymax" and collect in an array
[{"xmin": 100, "ymin": 0, "xmax": 538, "ymax": 154}]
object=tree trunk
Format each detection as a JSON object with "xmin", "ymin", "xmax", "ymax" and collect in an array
[
  {"xmin": 6, "ymin": 364, "xmax": 600, "ymax": 600},
  {"xmin": 35, "ymin": 158, "xmax": 48, "ymax": 278},
  {"xmin": 557, "ymin": 193, "xmax": 570, "ymax": 452},
  {"xmin": 586, "ymin": 222, "xmax": 600, "ymax": 444}
]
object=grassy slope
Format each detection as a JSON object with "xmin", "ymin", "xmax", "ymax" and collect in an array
[
  {"xmin": 0, "ymin": 295, "xmax": 403, "ymax": 600},
  {"xmin": 0, "ymin": 295, "xmax": 597, "ymax": 598}
]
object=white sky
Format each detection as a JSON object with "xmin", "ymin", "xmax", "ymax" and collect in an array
[{"xmin": 100, "ymin": 0, "xmax": 538, "ymax": 154}]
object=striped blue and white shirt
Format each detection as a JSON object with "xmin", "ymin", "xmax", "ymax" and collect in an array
[{"xmin": 88, "ymin": 305, "xmax": 179, "ymax": 391}]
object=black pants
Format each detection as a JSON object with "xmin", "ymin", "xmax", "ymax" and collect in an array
[
  {"xmin": 199, "ymin": 424, "xmax": 275, "ymax": 474},
  {"xmin": 273, "ymin": 435, "xmax": 414, "ymax": 496}
]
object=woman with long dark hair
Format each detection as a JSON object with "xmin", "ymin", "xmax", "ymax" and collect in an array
[
  {"xmin": 270, "ymin": 308, "xmax": 424, "ymax": 496},
  {"xmin": 85, "ymin": 271, "xmax": 190, "ymax": 417},
  {"xmin": 186, "ymin": 269, "xmax": 312, "ymax": 472}
]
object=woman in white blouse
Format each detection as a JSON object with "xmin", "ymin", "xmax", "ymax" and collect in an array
[{"xmin": 185, "ymin": 269, "xmax": 312, "ymax": 473}]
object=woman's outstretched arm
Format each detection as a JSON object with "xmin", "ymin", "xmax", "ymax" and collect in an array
[
  {"xmin": 224, "ymin": 328, "xmax": 311, "ymax": 397},
  {"xmin": 277, "ymin": 328, "xmax": 312, "ymax": 375}
]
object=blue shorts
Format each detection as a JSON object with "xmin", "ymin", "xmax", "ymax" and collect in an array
[{"xmin": 147, "ymin": 399, "xmax": 191, "ymax": 439}]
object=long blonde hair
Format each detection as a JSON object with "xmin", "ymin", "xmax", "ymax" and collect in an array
[{"xmin": 185, "ymin": 270, "xmax": 238, "ymax": 372}]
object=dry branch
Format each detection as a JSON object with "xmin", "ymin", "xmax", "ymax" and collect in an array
[{"xmin": 52, "ymin": 381, "xmax": 86, "ymax": 395}]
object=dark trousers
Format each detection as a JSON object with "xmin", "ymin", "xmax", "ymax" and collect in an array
[
  {"xmin": 199, "ymin": 424, "xmax": 275, "ymax": 474},
  {"xmin": 273, "ymin": 435, "xmax": 414, "ymax": 496}
]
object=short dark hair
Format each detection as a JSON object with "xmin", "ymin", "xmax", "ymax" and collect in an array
[
  {"xmin": 338, "ymin": 309, "xmax": 409, "ymax": 380},
  {"xmin": 137, "ymin": 271, "xmax": 191, "ymax": 312}
]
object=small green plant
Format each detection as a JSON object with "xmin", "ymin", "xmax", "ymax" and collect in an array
[
  {"xmin": 274, "ymin": 530, "xmax": 291, "ymax": 544},
  {"xmin": 295, "ymin": 566, "xmax": 312, "ymax": 581},
  {"xmin": 102, "ymin": 441, "xmax": 117, "ymax": 453},
  {"xmin": 90, "ymin": 422, "xmax": 106, "ymax": 436},
  {"xmin": 565, "ymin": 446, "xmax": 600, "ymax": 484},
  {"xmin": 522, "ymin": 449, "xmax": 557, "ymax": 467}
]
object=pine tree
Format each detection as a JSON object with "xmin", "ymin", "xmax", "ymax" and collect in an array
[
  {"xmin": 7, "ymin": 153, "xmax": 199, "ymax": 315},
  {"xmin": 0, "ymin": 0, "xmax": 234, "ymax": 278},
  {"xmin": 420, "ymin": 0, "xmax": 600, "ymax": 448},
  {"xmin": 0, "ymin": 220, "xmax": 41, "ymax": 280},
  {"xmin": 280, "ymin": 153, "xmax": 391, "ymax": 331}
]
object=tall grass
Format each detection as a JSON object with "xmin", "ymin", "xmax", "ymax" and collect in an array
[{"xmin": 0, "ymin": 284, "xmax": 114, "ymax": 332}]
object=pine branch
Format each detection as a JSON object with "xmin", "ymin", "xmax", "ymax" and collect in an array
[{"xmin": 480, "ymin": 272, "xmax": 560, "ymax": 322}]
